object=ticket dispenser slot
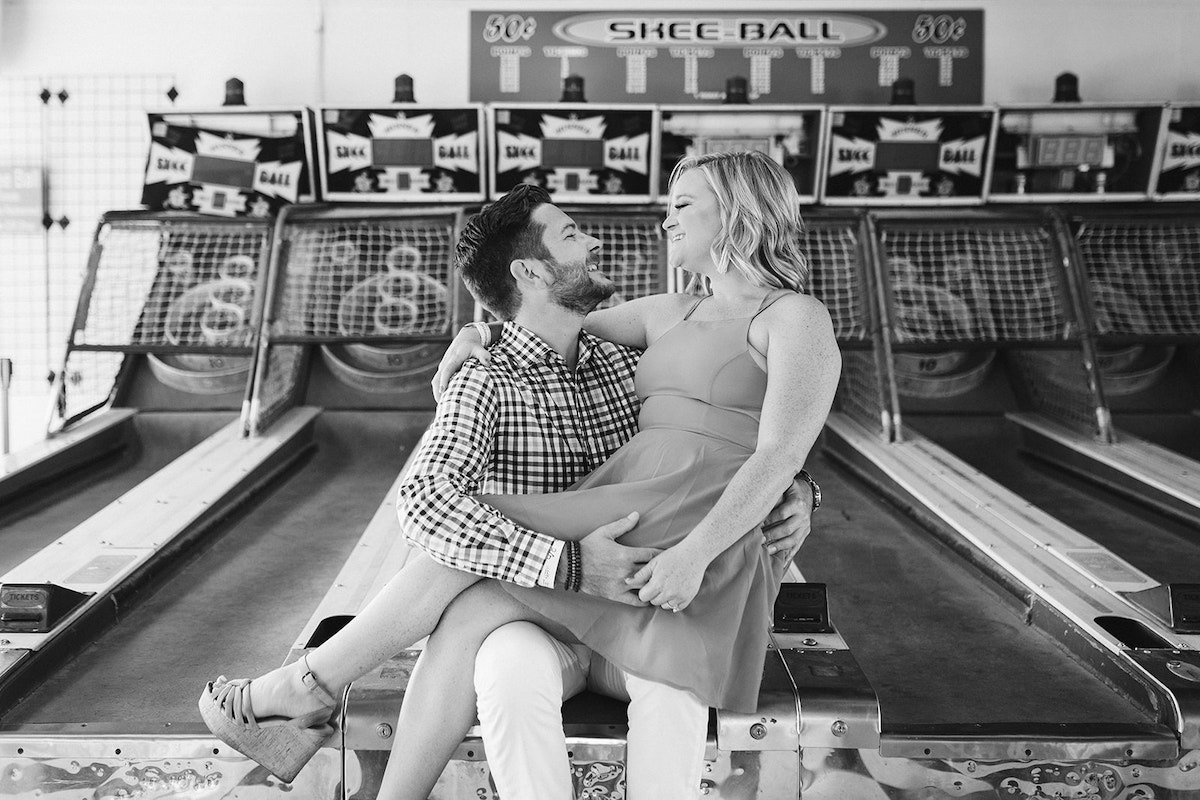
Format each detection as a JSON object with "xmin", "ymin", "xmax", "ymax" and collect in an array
[
  {"xmin": 772, "ymin": 582, "xmax": 835, "ymax": 634},
  {"xmin": 1122, "ymin": 584, "xmax": 1200, "ymax": 634},
  {"xmin": 0, "ymin": 583, "xmax": 93, "ymax": 633}
]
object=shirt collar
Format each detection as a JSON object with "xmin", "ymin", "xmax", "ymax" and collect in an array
[{"xmin": 499, "ymin": 321, "xmax": 601, "ymax": 372}]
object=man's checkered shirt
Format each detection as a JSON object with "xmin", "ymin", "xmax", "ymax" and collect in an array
[{"xmin": 397, "ymin": 322, "xmax": 641, "ymax": 587}]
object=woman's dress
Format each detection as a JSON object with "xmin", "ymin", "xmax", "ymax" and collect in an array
[{"xmin": 480, "ymin": 292, "xmax": 791, "ymax": 713}]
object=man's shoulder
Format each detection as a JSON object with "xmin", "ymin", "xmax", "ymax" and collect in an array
[
  {"xmin": 445, "ymin": 352, "xmax": 525, "ymax": 401},
  {"xmin": 582, "ymin": 332, "xmax": 639, "ymax": 361},
  {"xmin": 583, "ymin": 336, "xmax": 640, "ymax": 379}
]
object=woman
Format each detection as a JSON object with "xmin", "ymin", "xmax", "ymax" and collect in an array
[{"xmin": 201, "ymin": 151, "xmax": 839, "ymax": 797}]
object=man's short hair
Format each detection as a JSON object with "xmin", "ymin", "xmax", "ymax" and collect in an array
[{"xmin": 455, "ymin": 184, "xmax": 553, "ymax": 320}]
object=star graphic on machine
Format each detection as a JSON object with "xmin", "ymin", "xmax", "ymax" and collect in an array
[
  {"xmin": 852, "ymin": 176, "xmax": 872, "ymax": 196},
  {"xmin": 249, "ymin": 197, "xmax": 272, "ymax": 218},
  {"xmin": 434, "ymin": 173, "xmax": 457, "ymax": 193},
  {"xmin": 354, "ymin": 172, "xmax": 374, "ymax": 193},
  {"xmin": 521, "ymin": 173, "xmax": 542, "ymax": 186},
  {"xmin": 166, "ymin": 185, "xmax": 190, "ymax": 209},
  {"xmin": 603, "ymin": 174, "xmax": 625, "ymax": 194}
]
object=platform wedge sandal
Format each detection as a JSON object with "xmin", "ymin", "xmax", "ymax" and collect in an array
[{"xmin": 198, "ymin": 655, "xmax": 337, "ymax": 783}]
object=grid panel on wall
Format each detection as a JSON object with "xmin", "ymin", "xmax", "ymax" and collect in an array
[
  {"xmin": 44, "ymin": 75, "xmax": 177, "ymax": 410},
  {"xmin": 0, "ymin": 74, "xmax": 176, "ymax": 440},
  {"xmin": 0, "ymin": 77, "xmax": 50, "ymax": 399}
]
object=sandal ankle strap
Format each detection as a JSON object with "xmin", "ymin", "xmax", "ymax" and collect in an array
[{"xmin": 300, "ymin": 655, "xmax": 337, "ymax": 707}]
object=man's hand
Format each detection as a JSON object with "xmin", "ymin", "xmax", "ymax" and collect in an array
[
  {"xmin": 762, "ymin": 478, "xmax": 814, "ymax": 562},
  {"xmin": 576, "ymin": 512, "xmax": 660, "ymax": 606},
  {"xmin": 432, "ymin": 327, "xmax": 492, "ymax": 401}
]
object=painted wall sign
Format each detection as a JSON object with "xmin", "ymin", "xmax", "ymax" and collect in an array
[
  {"xmin": 0, "ymin": 165, "xmax": 43, "ymax": 233},
  {"xmin": 822, "ymin": 107, "xmax": 996, "ymax": 205},
  {"xmin": 470, "ymin": 10, "xmax": 983, "ymax": 104},
  {"xmin": 142, "ymin": 110, "xmax": 314, "ymax": 218},
  {"xmin": 317, "ymin": 106, "xmax": 485, "ymax": 202},
  {"xmin": 990, "ymin": 104, "xmax": 1165, "ymax": 202},
  {"xmin": 1155, "ymin": 104, "xmax": 1200, "ymax": 199},
  {"xmin": 488, "ymin": 104, "xmax": 657, "ymax": 203}
]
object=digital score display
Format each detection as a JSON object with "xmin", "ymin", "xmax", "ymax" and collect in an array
[
  {"xmin": 990, "ymin": 104, "xmax": 1165, "ymax": 200},
  {"xmin": 875, "ymin": 141, "xmax": 942, "ymax": 172},
  {"xmin": 1034, "ymin": 135, "xmax": 1106, "ymax": 168},
  {"xmin": 542, "ymin": 138, "xmax": 605, "ymax": 169},
  {"xmin": 191, "ymin": 155, "xmax": 257, "ymax": 189},
  {"xmin": 372, "ymin": 138, "xmax": 435, "ymax": 168}
]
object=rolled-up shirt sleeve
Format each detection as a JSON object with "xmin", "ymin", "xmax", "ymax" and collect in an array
[{"xmin": 396, "ymin": 365, "xmax": 560, "ymax": 587}]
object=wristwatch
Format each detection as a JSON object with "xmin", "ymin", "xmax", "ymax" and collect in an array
[{"xmin": 797, "ymin": 469, "xmax": 821, "ymax": 511}]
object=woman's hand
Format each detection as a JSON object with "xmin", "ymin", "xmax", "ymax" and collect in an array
[
  {"xmin": 626, "ymin": 543, "xmax": 708, "ymax": 613},
  {"xmin": 432, "ymin": 326, "xmax": 491, "ymax": 400}
]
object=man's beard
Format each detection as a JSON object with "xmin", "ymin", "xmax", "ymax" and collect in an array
[{"xmin": 548, "ymin": 258, "xmax": 615, "ymax": 315}]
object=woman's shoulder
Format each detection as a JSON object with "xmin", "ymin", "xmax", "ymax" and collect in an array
[
  {"xmin": 762, "ymin": 290, "xmax": 833, "ymax": 325},
  {"xmin": 641, "ymin": 292, "xmax": 698, "ymax": 312}
]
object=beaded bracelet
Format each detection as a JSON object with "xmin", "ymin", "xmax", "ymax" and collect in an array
[
  {"xmin": 465, "ymin": 320, "xmax": 492, "ymax": 347},
  {"xmin": 565, "ymin": 540, "xmax": 582, "ymax": 592}
]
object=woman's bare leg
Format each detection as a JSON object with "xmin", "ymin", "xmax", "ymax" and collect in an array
[
  {"xmin": 241, "ymin": 552, "xmax": 480, "ymax": 720},
  {"xmin": 375, "ymin": 582, "xmax": 570, "ymax": 800}
]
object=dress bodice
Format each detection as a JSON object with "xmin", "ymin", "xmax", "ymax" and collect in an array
[{"xmin": 633, "ymin": 292, "xmax": 787, "ymax": 449}]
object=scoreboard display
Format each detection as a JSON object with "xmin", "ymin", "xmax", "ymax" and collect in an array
[
  {"xmin": 659, "ymin": 105, "xmax": 824, "ymax": 202},
  {"xmin": 317, "ymin": 106, "xmax": 486, "ymax": 202},
  {"xmin": 487, "ymin": 103, "xmax": 658, "ymax": 203},
  {"xmin": 989, "ymin": 104, "xmax": 1166, "ymax": 201},
  {"xmin": 821, "ymin": 106, "xmax": 996, "ymax": 204},
  {"xmin": 142, "ymin": 109, "xmax": 315, "ymax": 218},
  {"xmin": 1155, "ymin": 103, "xmax": 1200, "ymax": 200}
]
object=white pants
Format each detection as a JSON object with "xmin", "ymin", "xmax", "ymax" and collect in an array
[{"xmin": 474, "ymin": 621, "xmax": 709, "ymax": 800}]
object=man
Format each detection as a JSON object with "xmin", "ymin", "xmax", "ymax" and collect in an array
[{"xmin": 396, "ymin": 183, "xmax": 815, "ymax": 798}]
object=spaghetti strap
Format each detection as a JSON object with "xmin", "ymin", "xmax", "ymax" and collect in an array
[
  {"xmin": 681, "ymin": 294, "xmax": 708, "ymax": 321},
  {"xmin": 751, "ymin": 289, "xmax": 795, "ymax": 320},
  {"xmin": 746, "ymin": 289, "xmax": 797, "ymax": 355}
]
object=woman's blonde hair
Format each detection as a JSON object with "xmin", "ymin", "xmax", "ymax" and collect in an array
[{"xmin": 668, "ymin": 150, "xmax": 808, "ymax": 292}]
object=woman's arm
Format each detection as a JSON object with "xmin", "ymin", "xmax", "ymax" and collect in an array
[
  {"xmin": 580, "ymin": 293, "xmax": 693, "ymax": 349},
  {"xmin": 432, "ymin": 293, "xmax": 694, "ymax": 398},
  {"xmin": 633, "ymin": 293, "xmax": 841, "ymax": 610}
]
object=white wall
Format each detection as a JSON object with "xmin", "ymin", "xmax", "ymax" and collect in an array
[{"xmin": 2, "ymin": 0, "xmax": 1199, "ymax": 104}]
